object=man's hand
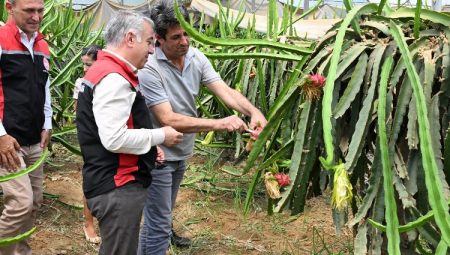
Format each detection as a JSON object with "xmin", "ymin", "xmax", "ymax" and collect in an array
[
  {"xmin": 162, "ymin": 126, "xmax": 183, "ymax": 147},
  {"xmin": 40, "ymin": 129, "xmax": 52, "ymax": 148},
  {"xmin": 0, "ymin": 134, "xmax": 21, "ymax": 171},
  {"xmin": 156, "ymin": 146, "xmax": 165, "ymax": 165},
  {"xmin": 250, "ymin": 112, "xmax": 267, "ymax": 130},
  {"xmin": 249, "ymin": 112, "xmax": 267, "ymax": 138},
  {"xmin": 217, "ymin": 116, "xmax": 248, "ymax": 132}
]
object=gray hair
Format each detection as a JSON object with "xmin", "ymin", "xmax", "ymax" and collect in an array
[{"xmin": 104, "ymin": 11, "xmax": 154, "ymax": 47}]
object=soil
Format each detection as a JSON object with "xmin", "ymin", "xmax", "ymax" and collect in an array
[{"xmin": 4, "ymin": 144, "xmax": 354, "ymax": 255}]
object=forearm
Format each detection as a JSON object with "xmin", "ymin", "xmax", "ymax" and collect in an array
[
  {"xmin": 99, "ymin": 127, "xmax": 165, "ymax": 154},
  {"xmin": 222, "ymin": 89, "xmax": 261, "ymax": 117},
  {"xmin": 208, "ymin": 81, "xmax": 267, "ymax": 130},
  {"xmin": 208, "ymin": 81, "xmax": 262, "ymax": 118},
  {"xmin": 158, "ymin": 111, "xmax": 220, "ymax": 133}
]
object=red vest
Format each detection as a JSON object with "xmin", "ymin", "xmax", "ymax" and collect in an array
[
  {"xmin": 76, "ymin": 51, "xmax": 157, "ymax": 199},
  {"xmin": 0, "ymin": 19, "xmax": 50, "ymax": 145}
]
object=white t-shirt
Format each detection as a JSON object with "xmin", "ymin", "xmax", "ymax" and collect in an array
[{"xmin": 73, "ymin": 77, "xmax": 83, "ymax": 100}]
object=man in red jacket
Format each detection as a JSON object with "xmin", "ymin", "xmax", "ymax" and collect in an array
[
  {"xmin": 0, "ymin": 0, "xmax": 52, "ymax": 254},
  {"xmin": 76, "ymin": 11, "xmax": 183, "ymax": 255}
]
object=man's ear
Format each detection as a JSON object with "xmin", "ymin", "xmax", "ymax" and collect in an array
[
  {"xmin": 155, "ymin": 34, "xmax": 163, "ymax": 43},
  {"xmin": 124, "ymin": 31, "xmax": 135, "ymax": 47},
  {"xmin": 5, "ymin": 1, "xmax": 13, "ymax": 14}
]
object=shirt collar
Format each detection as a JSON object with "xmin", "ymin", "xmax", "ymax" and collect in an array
[
  {"xmin": 155, "ymin": 47, "xmax": 168, "ymax": 60},
  {"xmin": 103, "ymin": 49, "xmax": 138, "ymax": 73},
  {"xmin": 17, "ymin": 27, "xmax": 38, "ymax": 43}
]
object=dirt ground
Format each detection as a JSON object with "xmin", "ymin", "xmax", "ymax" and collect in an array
[{"xmin": 5, "ymin": 144, "xmax": 353, "ymax": 255}]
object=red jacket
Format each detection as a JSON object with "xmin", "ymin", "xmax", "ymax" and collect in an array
[{"xmin": 0, "ymin": 19, "xmax": 50, "ymax": 145}]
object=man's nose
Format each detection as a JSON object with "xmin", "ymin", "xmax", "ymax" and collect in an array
[
  {"xmin": 30, "ymin": 11, "xmax": 41, "ymax": 21},
  {"xmin": 180, "ymin": 35, "xmax": 189, "ymax": 45}
]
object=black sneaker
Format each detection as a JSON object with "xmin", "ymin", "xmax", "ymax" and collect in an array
[{"xmin": 171, "ymin": 229, "xmax": 192, "ymax": 247}]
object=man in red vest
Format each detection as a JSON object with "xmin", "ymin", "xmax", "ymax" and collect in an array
[
  {"xmin": 76, "ymin": 11, "xmax": 183, "ymax": 255},
  {"xmin": 0, "ymin": 0, "xmax": 52, "ymax": 254}
]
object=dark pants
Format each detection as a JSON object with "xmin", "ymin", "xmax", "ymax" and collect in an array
[{"xmin": 87, "ymin": 183, "xmax": 146, "ymax": 255}]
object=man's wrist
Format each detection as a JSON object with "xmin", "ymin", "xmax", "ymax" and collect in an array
[{"xmin": 249, "ymin": 107, "xmax": 263, "ymax": 116}]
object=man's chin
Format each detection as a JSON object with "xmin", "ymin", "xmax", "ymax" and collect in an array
[
  {"xmin": 178, "ymin": 49, "xmax": 188, "ymax": 56},
  {"xmin": 138, "ymin": 60, "xmax": 147, "ymax": 69},
  {"xmin": 27, "ymin": 24, "xmax": 40, "ymax": 31}
]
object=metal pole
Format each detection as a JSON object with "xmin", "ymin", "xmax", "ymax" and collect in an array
[
  {"xmin": 304, "ymin": 0, "xmax": 309, "ymax": 13},
  {"xmin": 432, "ymin": 0, "xmax": 442, "ymax": 11}
]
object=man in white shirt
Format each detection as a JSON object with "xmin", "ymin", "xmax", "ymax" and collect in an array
[
  {"xmin": 76, "ymin": 11, "xmax": 183, "ymax": 255},
  {"xmin": 0, "ymin": 0, "xmax": 52, "ymax": 254}
]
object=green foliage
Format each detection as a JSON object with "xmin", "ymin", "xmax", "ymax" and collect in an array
[
  {"xmin": 390, "ymin": 19, "xmax": 450, "ymax": 247},
  {"xmin": 0, "ymin": 227, "xmax": 36, "ymax": 247},
  {"xmin": 0, "ymin": 0, "xmax": 5, "ymax": 21},
  {"xmin": 176, "ymin": 0, "xmax": 450, "ymax": 252},
  {"xmin": 174, "ymin": 0, "xmax": 313, "ymax": 163},
  {"xmin": 377, "ymin": 56, "xmax": 400, "ymax": 254},
  {"xmin": 44, "ymin": 1, "xmax": 102, "ymax": 154},
  {"xmin": 307, "ymin": 9, "xmax": 449, "ymax": 252},
  {"xmin": 0, "ymin": 149, "xmax": 49, "ymax": 183}
]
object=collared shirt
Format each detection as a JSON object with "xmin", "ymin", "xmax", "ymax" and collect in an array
[
  {"xmin": 91, "ymin": 50, "xmax": 165, "ymax": 154},
  {"xmin": 139, "ymin": 47, "xmax": 221, "ymax": 160},
  {"xmin": 0, "ymin": 28, "xmax": 52, "ymax": 136},
  {"xmin": 103, "ymin": 49, "xmax": 138, "ymax": 73}
]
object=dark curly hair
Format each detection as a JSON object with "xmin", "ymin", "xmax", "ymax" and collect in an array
[{"xmin": 148, "ymin": 1, "xmax": 189, "ymax": 41}]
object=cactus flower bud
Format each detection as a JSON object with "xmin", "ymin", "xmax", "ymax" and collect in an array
[
  {"xmin": 274, "ymin": 173, "xmax": 290, "ymax": 187},
  {"xmin": 308, "ymin": 73, "xmax": 326, "ymax": 88},
  {"xmin": 264, "ymin": 172, "xmax": 281, "ymax": 199},
  {"xmin": 331, "ymin": 163, "xmax": 353, "ymax": 211},
  {"xmin": 302, "ymin": 73, "xmax": 326, "ymax": 101}
]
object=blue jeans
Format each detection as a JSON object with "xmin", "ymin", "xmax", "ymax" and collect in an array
[{"xmin": 139, "ymin": 160, "xmax": 186, "ymax": 255}]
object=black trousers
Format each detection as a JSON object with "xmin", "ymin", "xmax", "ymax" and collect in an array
[{"xmin": 87, "ymin": 183, "xmax": 146, "ymax": 255}]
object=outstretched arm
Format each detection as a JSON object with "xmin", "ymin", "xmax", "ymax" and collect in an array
[
  {"xmin": 207, "ymin": 80, "xmax": 267, "ymax": 131},
  {"xmin": 150, "ymin": 102, "xmax": 247, "ymax": 133}
]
